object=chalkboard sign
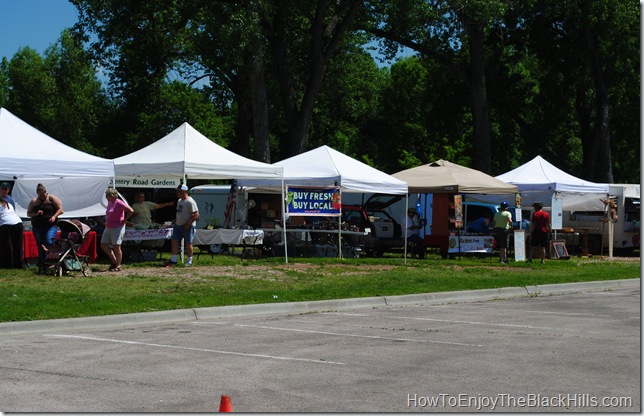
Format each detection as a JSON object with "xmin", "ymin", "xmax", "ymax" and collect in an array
[{"xmin": 549, "ymin": 240, "xmax": 570, "ymax": 260}]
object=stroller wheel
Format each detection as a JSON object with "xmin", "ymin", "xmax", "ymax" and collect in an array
[
  {"xmin": 55, "ymin": 266, "xmax": 64, "ymax": 277},
  {"xmin": 82, "ymin": 262, "xmax": 92, "ymax": 277}
]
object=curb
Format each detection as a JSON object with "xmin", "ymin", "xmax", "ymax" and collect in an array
[{"xmin": 0, "ymin": 279, "xmax": 639, "ymax": 335}]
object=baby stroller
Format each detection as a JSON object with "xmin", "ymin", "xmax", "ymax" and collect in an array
[{"xmin": 44, "ymin": 219, "xmax": 92, "ymax": 277}]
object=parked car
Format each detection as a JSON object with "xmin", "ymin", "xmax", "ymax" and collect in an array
[{"xmin": 341, "ymin": 194, "xmax": 405, "ymax": 257}]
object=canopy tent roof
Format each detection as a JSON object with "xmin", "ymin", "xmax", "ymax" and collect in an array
[
  {"xmin": 114, "ymin": 122, "xmax": 283, "ymax": 181},
  {"xmin": 0, "ymin": 108, "xmax": 114, "ymax": 218},
  {"xmin": 0, "ymin": 108, "xmax": 114, "ymax": 179},
  {"xmin": 392, "ymin": 160, "xmax": 518, "ymax": 194},
  {"xmin": 496, "ymin": 156, "xmax": 609, "ymax": 193},
  {"xmin": 239, "ymin": 145, "xmax": 407, "ymax": 195},
  {"xmin": 467, "ymin": 156, "xmax": 611, "ymax": 210}
]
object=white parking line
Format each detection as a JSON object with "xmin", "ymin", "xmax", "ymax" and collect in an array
[
  {"xmin": 44, "ymin": 334, "xmax": 346, "ymax": 365},
  {"xmin": 194, "ymin": 322, "xmax": 483, "ymax": 347},
  {"xmin": 327, "ymin": 312, "xmax": 602, "ymax": 334},
  {"xmin": 444, "ymin": 305, "xmax": 612, "ymax": 318}
]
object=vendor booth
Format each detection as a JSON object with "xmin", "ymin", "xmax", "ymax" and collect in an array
[
  {"xmin": 114, "ymin": 122, "xmax": 284, "ymax": 260},
  {"xmin": 238, "ymin": 145, "xmax": 408, "ymax": 259},
  {"xmin": 493, "ymin": 156, "xmax": 610, "ymax": 210},
  {"xmin": 393, "ymin": 160, "xmax": 518, "ymax": 258},
  {"xmin": 0, "ymin": 108, "xmax": 115, "ymax": 218},
  {"xmin": 493, "ymin": 156, "xmax": 617, "ymax": 256}
]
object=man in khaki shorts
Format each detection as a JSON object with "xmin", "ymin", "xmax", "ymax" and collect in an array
[{"xmin": 165, "ymin": 184, "xmax": 199, "ymax": 267}]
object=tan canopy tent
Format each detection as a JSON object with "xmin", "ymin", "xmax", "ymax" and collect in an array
[
  {"xmin": 393, "ymin": 160, "xmax": 518, "ymax": 258},
  {"xmin": 393, "ymin": 159, "xmax": 518, "ymax": 194}
]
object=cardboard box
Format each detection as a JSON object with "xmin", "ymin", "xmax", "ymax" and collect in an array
[{"xmin": 373, "ymin": 222, "xmax": 394, "ymax": 238}]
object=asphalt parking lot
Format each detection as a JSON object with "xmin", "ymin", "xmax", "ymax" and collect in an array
[{"xmin": 1, "ymin": 279, "xmax": 640, "ymax": 413}]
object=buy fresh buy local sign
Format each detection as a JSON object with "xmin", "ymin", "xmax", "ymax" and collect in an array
[{"xmin": 286, "ymin": 186, "xmax": 341, "ymax": 216}]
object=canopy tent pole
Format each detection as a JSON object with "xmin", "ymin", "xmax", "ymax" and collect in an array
[
  {"xmin": 281, "ymin": 178, "xmax": 288, "ymax": 263},
  {"xmin": 404, "ymin": 195, "xmax": 408, "ymax": 263}
]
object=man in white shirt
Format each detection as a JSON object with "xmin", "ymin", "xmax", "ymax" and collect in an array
[{"xmin": 166, "ymin": 185, "xmax": 199, "ymax": 267}]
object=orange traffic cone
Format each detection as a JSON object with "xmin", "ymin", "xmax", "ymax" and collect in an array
[{"xmin": 219, "ymin": 395, "xmax": 233, "ymax": 412}]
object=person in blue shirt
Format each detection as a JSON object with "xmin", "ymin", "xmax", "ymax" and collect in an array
[
  {"xmin": 467, "ymin": 213, "xmax": 491, "ymax": 234},
  {"xmin": 0, "ymin": 182, "xmax": 16, "ymax": 210}
]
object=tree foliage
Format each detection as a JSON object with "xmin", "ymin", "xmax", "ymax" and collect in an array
[{"xmin": 0, "ymin": 0, "xmax": 638, "ymax": 182}]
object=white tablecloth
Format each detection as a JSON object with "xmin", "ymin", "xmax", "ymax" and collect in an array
[
  {"xmin": 123, "ymin": 228, "xmax": 173, "ymax": 241},
  {"xmin": 193, "ymin": 229, "xmax": 264, "ymax": 246}
]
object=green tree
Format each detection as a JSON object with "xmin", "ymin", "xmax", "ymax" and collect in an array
[
  {"xmin": 0, "ymin": 58, "xmax": 9, "ymax": 108},
  {"xmin": 72, "ymin": 0, "xmax": 368, "ymax": 162},
  {"xmin": 492, "ymin": 0, "xmax": 640, "ymax": 181},
  {"xmin": 262, "ymin": 0, "xmax": 365, "ymax": 157},
  {"xmin": 44, "ymin": 29, "xmax": 107, "ymax": 154},
  {"xmin": 5, "ymin": 47, "xmax": 58, "ymax": 131},
  {"xmin": 365, "ymin": 0, "xmax": 512, "ymax": 174},
  {"xmin": 307, "ymin": 39, "xmax": 386, "ymax": 156}
]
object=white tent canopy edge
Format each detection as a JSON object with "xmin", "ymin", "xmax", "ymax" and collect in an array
[
  {"xmin": 114, "ymin": 122, "xmax": 283, "ymax": 182},
  {"xmin": 237, "ymin": 145, "xmax": 407, "ymax": 195},
  {"xmin": 0, "ymin": 108, "xmax": 114, "ymax": 218},
  {"xmin": 468, "ymin": 156, "xmax": 610, "ymax": 211}
]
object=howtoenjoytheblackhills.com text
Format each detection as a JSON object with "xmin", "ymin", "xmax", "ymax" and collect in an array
[{"xmin": 407, "ymin": 393, "xmax": 634, "ymax": 411}]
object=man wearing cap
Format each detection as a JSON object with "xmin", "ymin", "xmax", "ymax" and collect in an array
[
  {"xmin": 166, "ymin": 184, "xmax": 199, "ymax": 267},
  {"xmin": 492, "ymin": 202, "xmax": 513, "ymax": 264},
  {"xmin": 406, "ymin": 206, "xmax": 423, "ymax": 258},
  {"xmin": 0, "ymin": 182, "xmax": 15, "ymax": 210},
  {"xmin": 530, "ymin": 202, "xmax": 551, "ymax": 264}
]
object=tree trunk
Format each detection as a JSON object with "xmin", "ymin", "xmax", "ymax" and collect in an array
[
  {"xmin": 267, "ymin": 0, "xmax": 363, "ymax": 157},
  {"xmin": 232, "ymin": 83, "xmax": 252, "ymax": 158},
  {"xmin": 247, "ymin": 39, "xmax": 271, "ymax": 163},
  {"xmin": 581, "ymin": 0, "xmax": 613, "ymax": 183},
  {"xmin": 575, "ymin": 85, "xmax": 599, "ymax": 180},
  {"xmin": 466, "ymin": 21, "xmax": 491, "ymax": 174}
]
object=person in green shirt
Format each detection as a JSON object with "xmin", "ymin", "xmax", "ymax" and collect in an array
[{"xmin": 130, "ymin": 192, "xmax": 174, "ymax": 229}]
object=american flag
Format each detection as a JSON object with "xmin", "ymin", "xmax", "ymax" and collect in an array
[{"xmin": 223, "ymin": 180, "xmax": 238, "ymax": 228}]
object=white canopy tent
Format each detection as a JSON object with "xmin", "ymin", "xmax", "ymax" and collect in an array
[
  {"xmin": 0, "ymin": 108, "xmax": 115, "ymax": 218},
  {"xmin": 114, "ymin": 122, "xmax": 283, "ymax": 182},
  {"xmin": 238, "ymin": 145, "xmax": 408, "ymax": 261},
  {"xmin": 238, "ymin": 145, "xmax": 408, "ymax": 195},
  {"xmin": 115, "ymin": 122, "xmax": 287, "ymax": 260},
  {"xmin": 471, "ymin": 156, "xmax": 609, "ymax": 211}
]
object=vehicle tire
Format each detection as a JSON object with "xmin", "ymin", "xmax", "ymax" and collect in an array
[{"xmin": 82, "ymin": 262, "xmax": 92, "ymax": 277}]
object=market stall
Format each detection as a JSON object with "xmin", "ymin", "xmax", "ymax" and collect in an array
[
  {"xmin": 393, "ymin": 160, "xmax": 518, "ymax": 258},
  {"xmin": 114, "ymin": 122, "xmax": 285, "ymax": 261},
  {"xmin": 239, "ymin": 145, "xmax": 408, "ymax": 260}
]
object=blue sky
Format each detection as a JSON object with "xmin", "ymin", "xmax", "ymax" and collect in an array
[
  {"xmin": 0, "ymin": 0, "xmax": 409, "ymax": 66},
  {"xmin": 0, "ymin": 0, "xmax": 78, "ymax": 60}
]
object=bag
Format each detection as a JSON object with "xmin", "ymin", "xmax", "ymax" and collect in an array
[{"xmin": 63, "ymin": 258, "xmax": 81, "ymax": 270}]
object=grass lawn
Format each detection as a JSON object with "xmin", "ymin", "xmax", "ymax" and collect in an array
[{"xmin": 1, "ymin": 251, "xmax": 639, "ymax": 323}]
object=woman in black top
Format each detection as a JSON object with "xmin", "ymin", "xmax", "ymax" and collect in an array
[{"xmin": 27, "ymin": 183, "xmax": 64, "ymax": 273}]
